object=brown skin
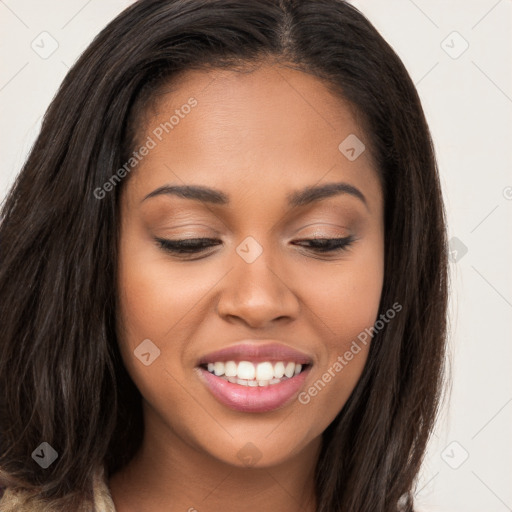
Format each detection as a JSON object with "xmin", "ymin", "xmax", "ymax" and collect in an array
[{"xmin": 109, "ymin": 63, "xmax": 384, "ymax": 512}]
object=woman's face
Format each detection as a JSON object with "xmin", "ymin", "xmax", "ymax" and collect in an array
[{"xmin": 117, "ymin": 63, "xmax": 384, "ymax": 468}]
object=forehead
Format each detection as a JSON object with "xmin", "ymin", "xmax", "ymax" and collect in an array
[{"xmin": 126, "ymin": 62, "xmax": 381, "ymax": 213}]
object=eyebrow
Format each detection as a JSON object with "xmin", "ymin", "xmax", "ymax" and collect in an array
[{"xmin": 142, "ymin": 182, "xmax": 368, "ymax": 209}]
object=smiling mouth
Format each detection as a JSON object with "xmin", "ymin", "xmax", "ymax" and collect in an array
[
  {"xmin": 197, "ymin": 360, "xmax": 312, "ymax": 413},
  {"xmin": 195, "ymin": 341, "xmax": 313, "ymax": 412},
  {"xmin": 199, "ymin": 360, "xmax": 310, "ymax": 387}
]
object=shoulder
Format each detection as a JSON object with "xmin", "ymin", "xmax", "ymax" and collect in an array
[{"xmin": 0, "ymin": 466, "xmax": 116, "ymax": 512}]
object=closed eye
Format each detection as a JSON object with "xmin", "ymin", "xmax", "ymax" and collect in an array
[{"xmin": 154, "ymin": 236, "xmax": 356, "ymax": 258}]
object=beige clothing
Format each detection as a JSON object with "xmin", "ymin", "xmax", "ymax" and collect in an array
[{"xmin": 0, "ymin": 466, "xmax": 116, "ymax": 512}]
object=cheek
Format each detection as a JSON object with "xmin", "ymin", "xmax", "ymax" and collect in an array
[
  {"xmin": 116, "ymin": 231, "xmax": 182, "ymax": 382},
  {"xmin": 295, "ymin": 240, "xmax": 384, "ymax": 419},
  {"xmin": 116, "ymin": 230, "xmax": 222, "ymax": 397},
  {"xmin": 312, "ymin": 267, "xmax": 382, "ymax": 331},
  {"xmin": 115, "ymin": 241, "xmax": 199, "ymax": 417},
  {"xmin": 117, "ymin": 229, "xmax": 206, "ymax": 344},
  {"xmin": 303, "ymin": 237, "xmax": 384, "ymax": 346}
]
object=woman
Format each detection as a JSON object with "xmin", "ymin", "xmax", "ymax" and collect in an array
[{"xmin": 0, "ymin": 0, "xmax": 448, "ymax": 510}]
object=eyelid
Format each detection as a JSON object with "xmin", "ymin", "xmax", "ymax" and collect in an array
[
  {"xmin": 292, "ymin": 219, "xmax": 351, "ymax": 234},
  {"xmin": 154, "ymin": 235, "xmax": 356, "ymax": 258}
]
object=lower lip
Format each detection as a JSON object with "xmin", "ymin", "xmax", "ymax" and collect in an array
[{"xmin": 197, "ymin": 366, "xmax": 311, "ymax": 413}]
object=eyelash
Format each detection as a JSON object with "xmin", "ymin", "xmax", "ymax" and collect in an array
[{"xmin": 155, "ymin": 236, "xmax": 356, "ymax": 257}]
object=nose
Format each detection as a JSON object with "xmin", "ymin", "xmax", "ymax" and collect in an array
[{"xmin": 216, "ymin": 247, "xmax": 300, "ymax": 329}]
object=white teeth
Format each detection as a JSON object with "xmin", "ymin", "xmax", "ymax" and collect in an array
[
  {"xmin": 274, "ymin": 362, "xmax": 285, "ymax": 378},
  {"xmin": 255, "ymin": 362, "xmax": 274, "ymax": 381},
  {"xmin": 284, "ymin": 362, "xmax": 295, "ymax": 378},
  {"xmin": 204, "ymin": 360, "xmax": 307, "ymax": 385},
  {"xmin": 237, "ymin": 361, "xmax": 256, "ymax": 380},
  {"xmin": 224, "ymin": 361, "xmax": 238, "ymax": 377},
  {"xmin": 213, "ymin": 362, "xmax": 225, "ymax": 376}
]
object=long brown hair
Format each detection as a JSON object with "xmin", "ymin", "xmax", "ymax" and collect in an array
[{"xmin": 0, "ymin": 1, "xmax": 448, "ymax": 510}]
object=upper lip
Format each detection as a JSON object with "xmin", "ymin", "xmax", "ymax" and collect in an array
[{"xmin": 197, "ymin": 341, "xmax": 313, "ymax": 366}]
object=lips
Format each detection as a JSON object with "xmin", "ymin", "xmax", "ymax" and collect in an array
[
  {"xmin": 197, "ymin": 341, "xmax": 313, "ymax": 366},
  {"xmin": 195, "ymin": 341, "xmax": 313, "ymax": 413}
]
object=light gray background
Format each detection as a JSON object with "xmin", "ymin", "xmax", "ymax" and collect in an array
[{"xmin": 1, "ymin": 1, "xmax": 511, "ymax": 510}]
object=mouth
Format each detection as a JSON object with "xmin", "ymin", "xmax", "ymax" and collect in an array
[{"xmin": 195, "ymin": 342, "xmax": 313, "ymax": 413}]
